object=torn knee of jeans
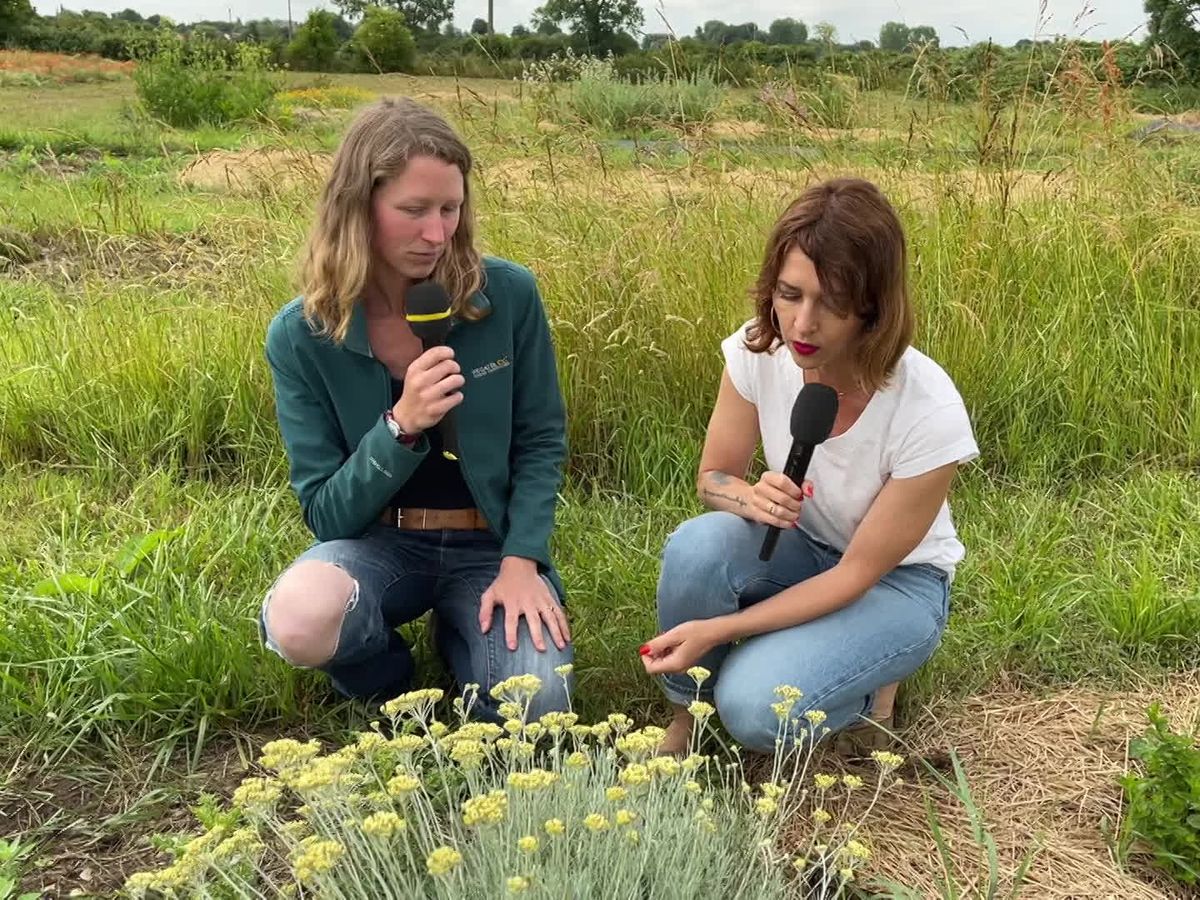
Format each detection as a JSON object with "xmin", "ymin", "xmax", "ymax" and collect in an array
[{"xmin": 262, "ymin": 564, "xmax": 359, "ymax": 668}]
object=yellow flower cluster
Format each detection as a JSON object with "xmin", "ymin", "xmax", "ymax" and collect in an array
[
  {"xmin": 615, "ymin": 809, "xmax": 637, "ymax": 826},
  {"xmin": 538, "ymin": 711, "xmax": 579, "ymax": 734},
  {"xmin": 871, "ymin": 749, "xmax": 905, "ymax": 770},
  {"xmin": 508, "ymin": 768, "xmax": 560, "ymax": 791},
  {"xmin": 232, "ymin": 775, "xmax": 282, "ymax": 811},
  {"xmin": 293, "ymin": 837, "xmax": 345, "ymax": 884},
  {"xmin": 615, "ymin": 726, "xmax": 667, "ymax": 760},
  {"xmin": 842, "ymin": 774, "xmax": 863, "ymax": 791},
  {"xmin": 686, "ymin": 666, "xmax": 711, "ymax": 686},
  {"xmin": 565, "ymin": 751, "xmax": 590, "ymax": 770},
  {"xmin": 507, "ymin": 875, "xmax": 531, "ymax": 893},
  {"xmin": 462, "ymin": 789, "xmax": 508, "ymax": 826},
  {"xmin": 426, "ymin": 845, "xmax": 463, "ymax": 876},
  {"xmin": 450, "ymin": 739, "xmax": 487, "ymax": 769},
  {"xmin": 544, "ymin": 818, "xmax": 566, "ymax": 836},
  {"xmin": 606, "ymin": 786, "xmax": 628, "ymax": 802},
  {"xmin": 583, "ymin": 813, "xmax": 610, "ymax": 832},
  {"xmin": 517, "ymin": 835, "xmax": 539, "ymax": 853},
  {"xmin": 361, "ymin": 811, "xmax": 406, "ymax": 838},
  {"xmin": 388, "ymin": 734, "xmax": 426, "ymax": 753},
  {"xmin": 259, "ymin": 737, "xmax": 321, "ymax": 772},
  {"xmin": 688, "ymin": 701, "xmax": 715, "ymax": 721},
  {"xmin": 814, "ymin": 773, "xmax": 837, "ymax": 790},
  {"xmin": 387, "ymin": 772, "xmax": 421, "ymax": 797},
  {"xmin": 490, "ymin": 674, "xmax": 543, "ymax": 702},
  {"xmin": 381, "ymin": 688, "xmax": 443, "ymax": 718}
]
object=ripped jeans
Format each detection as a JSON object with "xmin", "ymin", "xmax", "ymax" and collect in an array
[{"xmin": 260, "ymin": 526, "xmax": 573, "ymax": 722}]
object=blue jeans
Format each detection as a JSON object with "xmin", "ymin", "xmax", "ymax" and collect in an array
[
  {"xmin": 261, "ymin": 526, "xmax": 573, "ymax": 723},
  {"xmin": 656, "ymin": 512, "xmax": 950, "ymax": 752}
]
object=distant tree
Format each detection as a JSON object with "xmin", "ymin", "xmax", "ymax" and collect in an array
[
  {"xmin": 813, "ymin": 21, "xmax": 837, "ymax": 45},
  {"xmin": 641, "ymin": 31, "xmax": 669, "ymax": 49},
  {"xmin": 470, "ymin": 16, "xmax": 488, "ymax": 33},
  {"xmin": 532, "ymin": 0, "xmax": 643, "ymax": 51},
  {"xmin": 511, "ymin": 23, "xmax": 529, "ymax": 36},
  {"xmin": 536, "ymin": 18, "xmax": 561, "ymax": 35},
  {"xmin": 854, "ymin": 39, "xmax": 874, "ymax": 51},
  {"xmin": 879, "ymin": 21, "xmax": 910, "ymax": 51},
  {"xmin": 336, "ymin": 0, "xmax": 452, "ymax": 33},
  {"xmin": 907, "ymin": 24, "xmax": 938, "ymax": 47},
  {"xmin": 1145, "ymin": 0, "xmax": 1200, "ymax": 79},
  {"xmin": 113, "ymin": 7, "xmax": 143, "ymax": 22},
  {"xmin": 351, "ymin": 5, "xmax": 416, "ymax": 70},
  {"xmin": 767, "ymin": 17, "xmax": 806, "ymax": 45},
  {"xmin": 287, "ymin": 8, "xmax": 341, "ymax": 70},
  {"xmin": 0, "ymin": 0, "xmax": 34, "ymax": 40}
]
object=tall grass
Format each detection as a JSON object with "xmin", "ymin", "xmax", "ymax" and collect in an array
[{"xmin": 0, "ymin": 68, "xmax": 1197, "ymax": 764}]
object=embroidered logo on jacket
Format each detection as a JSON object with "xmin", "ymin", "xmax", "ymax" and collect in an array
[{"xmin": 471, "ymin": 356, "xmax": 511, "ymax": 379}]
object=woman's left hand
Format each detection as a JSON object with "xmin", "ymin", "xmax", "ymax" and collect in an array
[
  {"xmin": 481, "ymin": 558, "xmax": 570, "ymax": 652},
  {"xmin": 639, "ymin": 620, "xmax": 723, "ymax": 675}
]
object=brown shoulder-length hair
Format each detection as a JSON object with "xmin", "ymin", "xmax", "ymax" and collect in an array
[
  {"xmin": 745, "ymin": 177, "xmax": 913, "ymax": 392},
  {"xmin": 299, "ymin": 97, "xmax": 484, "ymax": 343}
]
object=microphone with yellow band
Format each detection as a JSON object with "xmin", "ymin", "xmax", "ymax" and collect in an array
[{"xmin": 405, "ymin": 281, "xmax": 460, "ymax": 462}]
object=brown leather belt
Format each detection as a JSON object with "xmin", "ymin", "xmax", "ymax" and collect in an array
[{"xmin": 380, "ymin": 507, "xmax": 490, "ymax": 531}]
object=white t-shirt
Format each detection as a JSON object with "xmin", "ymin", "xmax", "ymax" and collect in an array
[{"xmin": 721, "ymin": 322, "xmax": 980, "ymax": 578}]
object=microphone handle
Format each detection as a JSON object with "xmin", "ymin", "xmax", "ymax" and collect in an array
[
  {"xmin": 420, "ymin": 335, "xmax": 460, "ymax": 462},
  {"xmin": 758, "ymin": 442, "xmax": 815, "ymax": 562}
]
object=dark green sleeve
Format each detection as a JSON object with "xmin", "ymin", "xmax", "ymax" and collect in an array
[
  {"xmin": 265, "ymin": 315, "xmax": 430, "ymax": 542},
  {"xmin": 501, "ymin": 272, "xmax": 567, "ymax": 568}
]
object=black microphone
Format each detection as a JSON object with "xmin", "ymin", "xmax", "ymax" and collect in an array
[
  {"xmin": 759, "ymin": 382, "xmax": 839, "ymax": 562},
  {"xmin": 404, "ymin": 281, "xmax": 459, "ymax": 462}
]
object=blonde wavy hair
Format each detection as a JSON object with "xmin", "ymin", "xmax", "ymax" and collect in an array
[{"xmin": 299, "ymin": 97, "xmax": 484, "ymax": 342}]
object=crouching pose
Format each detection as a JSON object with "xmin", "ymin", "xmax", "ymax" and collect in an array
[
  {"xmin": 261, "ymin": 98, "xmax": 573, "ymax": 721},
  {"xmin": 642, "ymin": 178, "xmax": 978, "ymax": 754}
]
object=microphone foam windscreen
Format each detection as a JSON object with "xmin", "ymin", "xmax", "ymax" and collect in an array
[{"xmin": 789, "ymin": 382, "xmax": 840, "ymax": 445}]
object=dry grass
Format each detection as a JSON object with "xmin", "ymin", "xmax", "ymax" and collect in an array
[
  {"xmin": 792, "ymin": 673, "xmax": 1200, "ymax": 899},
  {"xmin": 178, "ymin": 148, "xmax": 330, "ymax": 195},
  {"xmin": 0, "ymin": 50, "xmax": 132, "ymax": 82}
]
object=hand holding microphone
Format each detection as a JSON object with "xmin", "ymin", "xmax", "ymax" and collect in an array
[
  {"xmin": 391, "ymin": 347, "xmax": 464, "ymax": 435},
  {"xmin": 759, "ymin": 382, "xmax": 839, "ymax": 562},
  {"xmin": 400, "ymin": 281, "xmax": 461, "ymax": 461}
]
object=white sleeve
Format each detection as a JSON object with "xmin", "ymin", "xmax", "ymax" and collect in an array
[
  {"xmin": 720, "ymin": 327, "xmax": 757, "ymax": 404},
  {"xmin": 891, "ymin": 401, "xmax": 980, "ymax": 479}
]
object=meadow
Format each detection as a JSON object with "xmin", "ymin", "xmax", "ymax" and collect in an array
[{"xmin": 0, "ymin": 47, "xmax": 1198, "ymax": 897}]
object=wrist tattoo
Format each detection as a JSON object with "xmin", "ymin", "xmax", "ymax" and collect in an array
[{"xmin": 702, "ymin": 487, "xmax": 746, "ymax": 508}]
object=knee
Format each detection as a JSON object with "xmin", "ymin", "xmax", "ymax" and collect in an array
[
  {"xmin": 715, "ymin": 695, "xmax": 782, "ymax": 754},
  {"xmin": 264, "ymin": 560, "xmax": 357, "ymax": 668},
  {"xmin": 660, "ymin": 513, "xmax": 746, "ymax": 587}
]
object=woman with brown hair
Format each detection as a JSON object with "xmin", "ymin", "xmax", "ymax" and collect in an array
[
  {"xmin": 259, "ymin": 97, "xmax": 573, "ymax": 721},
  {"xmin": 641, "ymin": 178, "xmax": 978, "ymax": 754}
]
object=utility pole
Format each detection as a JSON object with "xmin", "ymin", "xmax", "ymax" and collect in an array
[
  {"xmin": 488, "ymin": 0, "xmax": 493, "ymax": 33},
  {"xmin": 287, "ymin": 0, "xmax": 293, "ymax": 38}
]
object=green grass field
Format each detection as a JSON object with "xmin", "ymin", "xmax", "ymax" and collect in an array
[{"xmin": 0, "ymin": 64, "xmax": 1198, "ymax": 895}]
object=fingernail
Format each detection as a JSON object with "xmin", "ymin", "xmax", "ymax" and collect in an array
[
  {"xmin": 638, "ymin": 644, "xmax": 652, "ymax": 656},
  {"xmin": 805, "ymin": 484, "xmax": 814, "ymax": 497}
]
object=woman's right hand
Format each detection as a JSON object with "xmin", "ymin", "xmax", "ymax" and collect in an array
[
  {"xmin": 391, "ymin": 346, "xmax": 465, "ymax": 435},
  {"xmin": 747, "ymin": 472, "xmax": 813, "ymax": 529}
]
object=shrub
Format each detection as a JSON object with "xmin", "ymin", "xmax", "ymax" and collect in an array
[
  {"xmin": 523, "ymin": 52, "xmax": 723, "ymax": 133},
  {"xmin": 125, "ymin": 669, "xmax": 906, "ymax": 897},
  {"xmin": 1119, "ymin": 703, "xmax": 1200, "ymax": 886},
  {"xmin": 285, "ymin": 9, "xmax": 341, "ymax": 72},
  {"xmin": 350, "ymin": 6, "xmax": 416, "ymax": 74},
  {"xmin": 132, "ymin": 35, "xmax": 281, "ymax": 128}
]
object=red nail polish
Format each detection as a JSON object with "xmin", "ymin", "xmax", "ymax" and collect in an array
[{"xmin": 638, "ymin": 644, "xmax": 652, "ymax": 656}]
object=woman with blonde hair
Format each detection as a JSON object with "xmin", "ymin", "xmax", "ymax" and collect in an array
[
  {"xmin": 641, "ymin": 178, "xmax": 978, "ymax": 754},
  {"xmin": 260, "ymin": 97, "xmax": 572, "ymax": 720}
]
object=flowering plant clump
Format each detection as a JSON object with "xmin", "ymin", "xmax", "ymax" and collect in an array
[{"xmin": 125, "ymin": 668, "xmax": 902, "ymax": 898}]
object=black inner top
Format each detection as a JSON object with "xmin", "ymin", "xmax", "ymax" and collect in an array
[{"xmin": 387, "ymin": 377, "xmax": 476, "ymax": 511}]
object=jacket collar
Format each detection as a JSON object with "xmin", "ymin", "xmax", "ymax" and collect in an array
[{"xmin": 341, "ymin": 285, "xmax": 493, "ymax": 358}]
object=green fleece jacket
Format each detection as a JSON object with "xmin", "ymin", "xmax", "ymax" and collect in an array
[{"xmin": 265, "ymin": 256, "xmax": 567, "ymax": 594}]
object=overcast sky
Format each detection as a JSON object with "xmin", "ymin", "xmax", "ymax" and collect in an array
[{"xmin": 31, "ymin": 0, "xmax": 1148, "ymax": 47}]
